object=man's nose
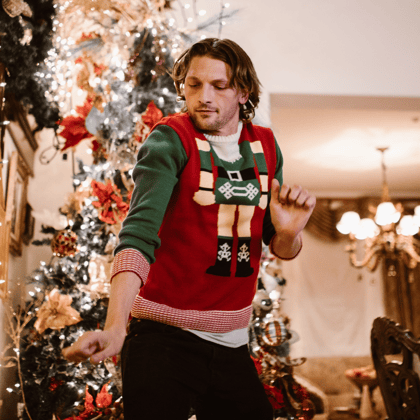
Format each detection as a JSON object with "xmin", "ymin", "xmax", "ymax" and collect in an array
[{"xmin": 198, "ymin": 84, "xmax": 213, "ymax": 103}]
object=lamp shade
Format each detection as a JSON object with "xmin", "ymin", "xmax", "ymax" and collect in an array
[
  {"xmin": 397, "ymin": 215, "xmax": 420, "ymax": 236},
  {"xmin": 337, "ymin": 211, "xmax": 360, "ymax": 235},
  {"xmin": 355, "ymin": 218, "xmax": 380, "ymax": 240},
  {"xmin": 374, "ymin": 202, "xmax": 401, "ymax": 226}
]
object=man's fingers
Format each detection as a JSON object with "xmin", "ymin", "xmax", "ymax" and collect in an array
[
  {"xmin": 305, "ymin": 194, "xmax": 317, "ymax": 210},
  {"xmin": 271, "ymin": 179, "xmax": 281, "ymax": 204},
  {"xmin": 278, "ymin": 183, "xmax": 290, "ymax": 204},
  {"xmin": 90, "ymin": 347, "xmax": 114, "ymax": 365},
  {"xmin": 279, "ymin": 185, "xmax": 316, "ymax": 208},
  {"xmin": 62, "ymin": 332, "xmax": 104, "ymax": 363}
]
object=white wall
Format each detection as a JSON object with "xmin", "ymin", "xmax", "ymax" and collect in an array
[{"xmin": 222, "ymin": 0, "xmax": 420, "ymax": 99}]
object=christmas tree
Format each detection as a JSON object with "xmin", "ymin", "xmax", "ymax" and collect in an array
[{"xmin": 1, "ymin": 1, "xmax": 316, "ymax": 419}]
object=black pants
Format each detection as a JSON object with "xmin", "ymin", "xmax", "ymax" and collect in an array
[{"xmin": 121, "ymin": 319, "xmax": 273, "ymax": 420}]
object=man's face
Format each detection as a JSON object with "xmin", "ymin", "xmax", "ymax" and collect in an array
[{"xmin": 184, "ymin": 55, "xmax": 248, "ymax": 136}]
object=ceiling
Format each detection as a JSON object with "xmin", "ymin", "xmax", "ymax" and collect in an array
[{"xmin": 270, "ymin": 94, "xmax": 420, "ymax": 198}]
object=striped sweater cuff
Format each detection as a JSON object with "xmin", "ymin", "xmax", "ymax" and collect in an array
[{"xmin": 110, "ymin": 248, "xmax": 150, "ymax": 286}]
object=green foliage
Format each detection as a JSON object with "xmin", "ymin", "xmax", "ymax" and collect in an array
[{"xmin": 0, "ymin": 0, "xmax": 60, "ymax": 132}]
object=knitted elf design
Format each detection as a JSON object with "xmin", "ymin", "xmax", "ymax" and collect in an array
[{"xmin": 193, "ymin": 137, "xmax": 269, "ymax": 278}]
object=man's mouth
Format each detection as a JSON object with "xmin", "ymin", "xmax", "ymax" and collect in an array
[{"xmin": 196, "ymin": 108, "xmax": 216, "ymax": 113}]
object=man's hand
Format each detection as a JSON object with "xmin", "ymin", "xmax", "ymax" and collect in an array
[
  {"xmin": 270, "ymin": 179, "xmax": 316, "ymax": 240},
  {"xmin": 62, "ymin": 328, "xmax": 125, "ymax": 365}
]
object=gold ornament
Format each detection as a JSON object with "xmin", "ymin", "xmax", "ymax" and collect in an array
[
  {"xmin": 34, "ymin": 289, "xmax": 82, "ymax": 334},
  {"xmin": 2, "ymin": 0, "xmax": 32, "ymax": 18},
  {"xmin": 51, "ymin": 229, "xmax": 78, "ymax": 257}
]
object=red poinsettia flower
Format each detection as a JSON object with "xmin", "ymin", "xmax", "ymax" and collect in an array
[
  {"xmin": 142, "ymin": 100, "xmax": 164, "ymax": 129},
  {"xmin": 63, "ymin": 383, "xmax": 113, "ymax": 420},
  {"xmin": 251, "ymin": 355, "xmax": 263, "ymax": 375},
  {"xmin": 91, "ymin": 180, "xmax": 130, "ymax": 224},
  {"xmin": 58, "ymin": 97, "xmax": 95, "ymax": 151},
  {"xmin": 133, "ymin": 100, "xmax": 165, "ymax": 143},
  {"xmin": 293, "ymin": 382, "xmax": 310, "ymax": 401},
  {"xmin": 96, "ymin": 383, "xmax": 113, "ymax": 409},
  {"xmin": 263, "ymin": 383, "xmax": 285, "ymax": 409}
]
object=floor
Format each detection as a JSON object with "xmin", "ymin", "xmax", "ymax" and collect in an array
[{"xmin": 327, "ymin": 410, "xmax": 383, "ymax": 420}]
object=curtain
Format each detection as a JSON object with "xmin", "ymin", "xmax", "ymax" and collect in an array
[
  {"xmin": 280, "ymin": 230, "xmax": 385, "ymax": 358},
  {"xmin": 382, "ymin": 258, "xmax": 420, "ymax": 337}
]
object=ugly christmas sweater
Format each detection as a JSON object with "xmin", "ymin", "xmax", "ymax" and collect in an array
[{"xmin": 111, "ymin": 113, "xmax": 283, "ymax": 346}]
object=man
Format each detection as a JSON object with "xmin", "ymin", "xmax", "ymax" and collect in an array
[{"xmin": 63, "ymin": 38, "xmax": 316, "ymax": 420}]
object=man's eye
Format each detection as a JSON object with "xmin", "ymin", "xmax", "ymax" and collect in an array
[
  {"xmin": 188, "ymin": 84, "xmax": 199, "ymax": 88},
  {"xmin": 215, "ymin": 85, "xmax": 226, "ymax": 90}
]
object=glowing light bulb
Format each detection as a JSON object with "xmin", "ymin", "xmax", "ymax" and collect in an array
[
  {"xmin": 375, "ymin": 202, "xmax": 401, "ymax": 226},
  {"xmin": 397, "ymin": 215, "xmax": 419, "ymax": 236},
  {"xmin": 354, "ymin": 218, "xmax": 380, "ymax": 240},
  {"xmin": 336, "ymin": 211, "xmax": 360, "ymax": 235}
]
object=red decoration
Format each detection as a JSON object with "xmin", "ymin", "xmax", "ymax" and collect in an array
[
  {"xmin": 83, "ymin": 386, "xmax": 96, "ymax": 416},
  {"xmin": 58, "ymin": 97, "xmax": 95, "ymax": 151},
  {"xmin": 51, "ymin": 229, "xmax": 78, "ymax": 257},
  {"xmin": 251, "ymin": 352, "xmax": 314, "ymax": 418},
  {"xmin": 90, "ymin": 139, "xmax": 108, "ymax": 163},
  {"xmin": 49, "ymin": 377, "xmax": 64, "ymax": 392},
  {"xmin": 132, "ymin": 100, "xmax": 164, "ymax": 143},
  {"xmin": 63, "ymin": 383, "xmax": 113, "ymax": 420},
  {"xmin": 142, "ymin": 100, "xmax": 163, "ymax": 129},
  {"xmin": 297, "ymin": 399, "xmax": 316, "ymax": 420},
  {"xmin": 263, "ymin": 383, "xmax": 285, "ymax": 409},
  {"xmin": 96, "ymin": 383, "xmax": 113, "ymax": 409},
  {"xmin": 294, "ymin": 382, "xmax": 310, "ymax": 401},
  {"xmin": 76, "ymin": 32, "xmax": 101, "ymax": 44},
  {"xmin": 91, "ymin": 180, "xmax": 130, "ymax": 224}
]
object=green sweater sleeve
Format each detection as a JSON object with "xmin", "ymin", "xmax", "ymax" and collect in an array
[
  {"xmin": 114, "ymin": 125, "xmax": 188, "ymax": 263},
  {"xmin": 262, "ymin": 137, "xmax": 284, "ymax": 245}
]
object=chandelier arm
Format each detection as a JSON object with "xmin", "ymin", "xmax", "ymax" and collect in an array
[
  {"xmin": 366, "ymin": 252, "xmax": 382, "ymax": 272},
  {"xmin": 348, "ymin": 244, "xmax": 381, "ymax": 269},
  {"xmin": 401, "ymin": 245, "xmax": 420, "ymax": 269}
]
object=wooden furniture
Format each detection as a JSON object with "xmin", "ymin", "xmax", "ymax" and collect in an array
[{"xmin": 371, "ymin": 317, "xmax": 420, "ymax": 420}]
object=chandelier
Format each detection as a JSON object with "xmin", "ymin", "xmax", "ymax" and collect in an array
[{"xmin": 336, "ymin": 147, "xmax": 420, "ymax": 272}]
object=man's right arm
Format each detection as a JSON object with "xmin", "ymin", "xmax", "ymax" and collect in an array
[{"xmin": 63, "ymin": 125, "xmax": 187, "ymax": 363}]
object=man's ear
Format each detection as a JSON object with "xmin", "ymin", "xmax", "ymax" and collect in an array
[{"xmin": 239, "ymin": 91, "xmax": 249, "ymax": 105}]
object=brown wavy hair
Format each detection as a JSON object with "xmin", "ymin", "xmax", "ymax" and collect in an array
[{"xmin": 170, "ymin": 38, "xmax": 262, "ymax": 122}]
